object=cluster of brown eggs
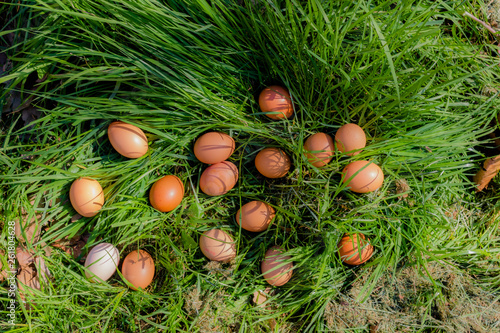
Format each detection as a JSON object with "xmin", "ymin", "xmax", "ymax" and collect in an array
[{"xmin": 67, "ymin": 85, "xmax": 381, "ymax": 290}]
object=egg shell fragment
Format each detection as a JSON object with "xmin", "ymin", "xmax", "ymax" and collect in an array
[
  {"xmin": 199, "ymin": 229, "xmax": 236, "ymax": 262},
  {"xmin": 149, "ymin": 175, "xmax": 184, "ymax": 212},
  {"xmin": 236, "ymin": 201, "xmax": 275, "ymax": 232},
  {"xmin": 303, "ymin": 132, "xmax": 335, "ymax": 167},
  {"xmin": 261, "ymin": 246, "xmax": 293, "ymax": 286},
  {"xmin": 69, "ymin": 177, "xmax": 105, "ymax": 217},
  {"xmin": 342, "ymin": 160, "xmax": 384, "ymax": 193},
  {"xmin": 108, "ymin": 121, "xmax": 148, "ymax": 158},
  {"xmin": 255, "ymin": 148, "xmax": 291, "ymax": 179},
  {"xmin": 338, "ymin": 233, "xmax": 373, "ymax": 266},
  {"xmin": 84, "ymin": 243, "xmax": 120, "ymax": 282},
  {"xmin": 194, "ymin": 132, "xmax": 235, "ymax": 164},
  {"xmin": 199, "ymin": 161, "xmax": 238, "ymax": 196},
  {"xmin": 122, "ymin": 249, "xmax": 155, "ymax": 290},
  {"xmin": 258, "ymin": 86, "xmax": 293, "ymax": 120},
  {"xmin": 335, "ymin": 123, "xmax": 366, "ymax": 156}
]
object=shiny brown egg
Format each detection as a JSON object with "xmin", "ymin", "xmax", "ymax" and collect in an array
[
  {"xmin": 108, "ymin": 121, "xmax": 148, "ymax": 158},
  {"xmin": 261, "ymin": 246, "xmax": 293, "ymax": 286},
  {"xmin": 122, "ymin": 249, "xmax": 155, "ymax": 290},
  {"xmin": 149, "ymin": 175, "xmax": 184, "ymax": 212},
  {"xmin": 259, "ymin": 86, "xmax": 293, "ymax": 120},
  {"xmin": 342, "ymin": 160, "xmax": 384, "ymax": 193},
  {"xmin": 338, "ymin": 233, "xmax": 373, "ymax": 266},
  {"xmin": 255, "ymin": 148, "xmax": 291, "ymax": 178},
  {"xmin": 199, "ymin": 161, "xmax": 238, "ymax": 196},
  {"xmin": 69, "ymin": 177, "xmax": 105, "ymax": 217},
  {"xmin": 194, "ymin": 132, "xmax": 235, "ymax": 164},
  {"xmin": 335, "ymin": 123, "xmax": 366, "ymax": 156},
  {"xmin": 199, "ymin": 229, "xmax": 236, "ymax": 262},
  {"xmin": 236, "ymin": 201, "xmax": 275, "ymax": 232},
  {"xmin": 303, "ymin": 133, "xmax": 335, "ymax": 167}
]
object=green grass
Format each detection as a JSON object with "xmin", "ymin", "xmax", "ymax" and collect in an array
[{"xmin": 1, "ymin": 0, "xmax": 500, "ymax": 331}]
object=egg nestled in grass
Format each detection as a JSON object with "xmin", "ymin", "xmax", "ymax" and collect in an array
[
  {"xmin": 303, "ymin": 132, "xmax": 335, "ymax": 167},
  {"xmin": 69, "ymin": 177, "xmax": 105, "ymax": 217},
  {"xmin": 236, "ymin": 201, "xmax": 275, "ymax": 232},
  {"xmin": 149, "ymin": 175, "xmax": 184, "ymax": 212},
  {"xmin": 84, "ymin": 243, "xmax": 120, "ymax": 282},
  {"xmin": 335, "ymin": 123, "xmax": 366, "ymax": 156},
  {"xmin": 342, "ymin": 160, "xmax": 384, "ymax": 193},
  {"xmin": 258, "ymin": 86, "xmax": 293, "ymax": 120},
  {"xmin": 108, "ymin": 121, "xmax": 148, "ymax": 158},
  {"xmin": 261, "ymin": 246, "xmax": 293, "ymax": 286},
  {"xmin": 338, "ymin": 233, "xmax": 373, "ymax": 266},
  {"xmin": 122, "ymin": 249, "xmax": 155, "ymax": 290},
  {"xmin": 199, "ymin": 229, "xmax": 236, "ymax": 262},
  {"xmin": 255, "ymin": 148, "xmax": 291, "ymax": 179},
  {"xmin": 199, "ymin": 161, "xmax": 238, "ymax": 196},
  {"xmin": 194, "ymin": 132, "xmax": 235, "ymax": 164}
]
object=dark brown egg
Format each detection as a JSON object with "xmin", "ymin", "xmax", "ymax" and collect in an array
[{"xmin": 122, "ymin": 249, "xmax": 155, "ymax": 290}]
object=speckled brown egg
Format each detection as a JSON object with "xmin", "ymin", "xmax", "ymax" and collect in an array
[
  {"xmin": 122, "ymin": 249, "xmax": 155, "ymax": 290},
  {"xmin": 259, "ymin": 86, "xmax": 293, "ymax": 120},
  {"xmin": 199, "ymin": 161, "xmax": 238, "ymax": 196},
  {"xmin": 108, "ymin": 121, "xmax": 148, "ymax": 158},
  {"xmin": 335, "ymin": 123, "xmax": 366, "ymax": 156},
  {"xmin": 261, "ymin": 246, "xmax": 293, "ymax": 286},
  {"xmin": 303, "ymin": 133, "xmax": 335, "ymax": 167},
  {"xmin": 338, "ymin": 233, "xmax": 373, "ymax": 266},
  {"xmin": 236, "ymin": 201, "xmax": 275, "ymax": 232},
  {"xmin": 194, "ymin": 132, "xmax": 235, "ymax": 164},
  {"xmin": 255, "ymin": 148, "xmax": 291, "ymax": 178},
  {"xmin": 149, "ymin": 175, "xmax": 184, "ymax": 212},
  {"xmin": 69, "ymin": 177, "xmax": 105, "ymax": 217},
  {"xmin": 199, "ymin": 229, "xmax": 236, "ymax": 262},
  {"xmin": 342, "ymin": 160, "xmax": 384, "ymax": 193}
]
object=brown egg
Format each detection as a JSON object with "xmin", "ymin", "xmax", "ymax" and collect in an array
[
  {"xmin": 335, "ymin": 123, "xmax": 366, "ymax": 156},
  {"xmin": 69, "ymin": 177, "xmax": 105, "ymax": 217},
  {"xmin": 108, "ymin": 121, "xmax": 148, "ymax": 158},
  {"xmin": 255, "ymin": 148, "xmax": 291, "ymax": 178},
  {"xmin": 338, "ymin": 233, "xmax": 373, "ymax": 265},
  {"xmin": 194, "ymin": 132, "xmax": 235, "ymax": 164},
  {"xmin": 236, "ymin": 201, "xmax": 275, "ymax": 232},
  {"xmin": 199, "ymin": 229, "xmax": 236, "ymax": 262},
  {"xmin": 303, "ymin": 133, "xmax": 335, "ymax": 167},
  {"xmin": 199, "ymin": 161, "xmax": 238, "ymax": 196},
  {"xmin": 342, "ymin": 160, "xmax": 384, "ymax": 193},
  {"xmin": 122, "ymin": 249, "xmax": 155, "ymax": 290},
  {"xmin": 149, "ymin": 175, "xmax": 184, "ymax": 212},
  {"xmin": 258, "ymin": 85, "xmax": 293, "ymax": 120},
  {"xmin": 261, "ymin": 246, "xmax": 293, "ymax": 286}
]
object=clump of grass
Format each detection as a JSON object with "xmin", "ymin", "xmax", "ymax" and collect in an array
[{"xmin": 1, "ymin": 0, "xmax": 500, "ymax": 331}]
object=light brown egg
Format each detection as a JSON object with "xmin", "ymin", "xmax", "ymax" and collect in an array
[
  {"xmin": 194, "ymin": 132, "xmax": 235, "ymax": 164},
  {"xmin": 342, "ymin": 160, "xmax": 384, "ymax": 193},
  {"xmin": 335, "ymin": 123, "xmax": 366, "ymax": 156},
  {"xmin": 255, "ymin": 148, "xmax": 291, "ymax": 178},
  {"xmin": 303, "ymin": 133, "xmax": 335, "ymax": 167},
  {"xmin": 261, "ymin": 246, "xmax": 293, "ymax": 286},
  {"xmin": 258, "ymin": 86, "xmax": 293, "ymax": 120},
  {"xmin": 199, "ymin": 161, "xmax": 238, "ymax": 196},
  {"xmin": 108, "ymin": 121, "xmax": 148, "ymax": 158},
  {"xmin": 338, "ymin": 233, "xmax": 373, "ymax": 266},
  {"xmin": 122, "ymin": 249, "xmax": 155, "ymax": 290},
  {"xmin": 236, "ymin": 201, "xmax": 275, "ymax": 232},
  {"xmin": 149, "ymin": 175, "xmax": 184, "ymax": 212},
  {"xmin": 199, "ymin": 229, "xmax": 236, "ymax": 262},
  {"xmin": 69, "ymin": 177, "xmax": 105, "ymax": 217}
]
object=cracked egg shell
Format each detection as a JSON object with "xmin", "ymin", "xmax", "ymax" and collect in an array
[
  {"xmin": 69, "ymin": 177, "xmax": 104, "ymax": 217},
  {"xmin": 342, "ymin": 160, "xmax": 383, "ymax": 193},
  {"xmin": 194, "ymin": 132, "xmax": 235, "ymax": 164},
  {"xmin": 108, "ymin": 121, "xmax": 148, "ymax": 158},
  {"xmin": 122, "ymin": 249, "xmax": 155, "ymax": 290},
  {"xmin": 199, "ymin": 229, "xmax": 236, "ymax": 262}
]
